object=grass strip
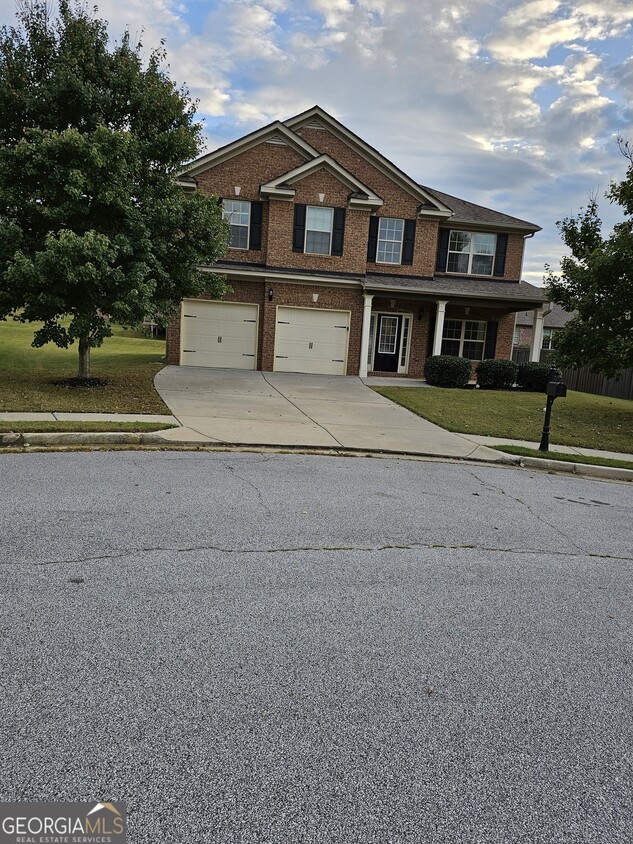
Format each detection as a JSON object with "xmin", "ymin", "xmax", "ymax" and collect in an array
[
  {"xmin": 0, "ymin": 422, "xmax": 177, "ymax": 434},
  {"xmin": 492, "ymin": 445, "xmax": 633, "ymax": 471}
]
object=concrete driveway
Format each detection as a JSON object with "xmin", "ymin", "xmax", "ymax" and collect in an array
[{"xmin": 154, "ymin": 366, "xmax": 501, "ymax": 461}]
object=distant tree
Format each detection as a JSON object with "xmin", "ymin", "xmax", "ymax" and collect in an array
[
  {"xmin": 545, "ymin": 142, "xmax": 633, "ymax": 379},
  {"xmin": 0, "ymin": 1, "xmax": 228, "ymax": 380}
]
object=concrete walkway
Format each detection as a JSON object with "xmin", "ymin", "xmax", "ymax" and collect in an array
[
  {"xmin": 0, "ymin": 411, "xmax": 178, "ymax": 424},
  {"xmin": 152, "ymin": 366, "xmax": 503, "ymax": 461}
]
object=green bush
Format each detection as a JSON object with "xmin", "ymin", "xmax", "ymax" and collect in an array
[
  {"xmin": 476, "ymin": 358, "xmax": 518, "ymax": 389},
  {"xmin": 517, "ymin": 361, "xmax": 550, "ymax": 392},
  {"xmin": 424, "ymin": 355, "xmax": 472, "ymax": 388}
]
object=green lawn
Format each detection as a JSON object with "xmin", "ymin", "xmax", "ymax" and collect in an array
[
  {"xmin": 375, "ymin": 386, "xmax": 633, "ymax": 454},
  {"xmin": 0, "ymin": 320, "xmax": 169, "ymax": 413}
]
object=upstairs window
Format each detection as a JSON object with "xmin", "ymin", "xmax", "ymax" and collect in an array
[
  {"xmin": 368, "ymin": 217, "xmax": 416, "ymax": 265},
  {"xmin": 305, "ymin": 206, "xmax": 334, "ymax": 255},
  {"xmin": 377, "ymin": 218, "xmax": 404, "ymax": 264},
  {"xmin": 293, "ymin": 204, "xmax": 345, "ymax": 256},
  {"xmin": 436, "ymin": 230, "xmax": 508, "ymax": 276},
  {"xmin": 223, "ymin": 200, "xmax": 251, "ymax": 249},
  {"xmin": 447, "ymin": 231, "xmax": 496, "ymax": 275}
]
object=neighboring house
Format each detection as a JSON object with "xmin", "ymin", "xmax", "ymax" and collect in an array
[
  {"xmin": 167, "ymin": 106, "xmax": 547, "ymax": 377},
  {"xmin": 514, "ymin": 303, "xmax": 573, "ymax": 350}
]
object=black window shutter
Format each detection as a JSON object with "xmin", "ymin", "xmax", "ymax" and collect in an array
[
  {"xmin": 332, "ymin": 208, "xmax": 346, "ymax": 256},
  {"xmin": 493, "ymin": 234, "xmax": 508, "ymax": 276},
  {"xmin": 249, "ymin": 201, "xmax": 263, "ymax": 251},
  {"xmin": 292, "ymin": 204, "xmax": 306, "ymax": 253},
  {"xmin": 402, "ymin": 220, "xmax": 416, "ymax": 265},
  {"xmin": 484, "ymin": 320, "xmax": 498, "ymax": 358},
  {"xmin": 367, "ymin": 217, "xmax": 379, "ymax": 262},
  {"xmin": 435, "ymin": 229, "xmax": 450, "ymax": 272}
]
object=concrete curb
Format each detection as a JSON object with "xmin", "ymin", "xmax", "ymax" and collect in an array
[
  {"xmin": 1, "ymin": 430, "xmax": 631, "ymax": 481},
  {"xmin": 0, "ymin": 431, "xmax": 168, "ymax": 447},
  {"xmin": 497, "ymin": 452, "xmax": 633, "ymax": 482}
]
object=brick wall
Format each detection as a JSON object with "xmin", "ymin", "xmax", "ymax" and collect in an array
[
  {"xmin": 195, "ymin": 143, "xmax": 307, "ymax": 266},
  {"xmin": 191, "ymin": 125, "xmax": 527, "ymax": 284}
]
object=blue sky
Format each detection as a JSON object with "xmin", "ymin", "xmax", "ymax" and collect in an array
[{"xmin": 2, "ymin": 0, "xmax": 632, "ymax": 287}]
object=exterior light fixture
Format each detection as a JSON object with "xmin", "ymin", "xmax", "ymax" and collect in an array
[{"xmin": 268, "ymin": 288, "xmax": 273, "ymax": 301}]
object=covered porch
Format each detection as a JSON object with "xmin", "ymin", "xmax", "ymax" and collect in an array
[{"xmin": 359, "ymin": 276, "xmax": 549, "ymax": 378}]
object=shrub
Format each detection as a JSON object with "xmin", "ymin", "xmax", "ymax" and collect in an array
[
  {"xmin": 475, "ymin": 358, "xmax": 518, "ymax": 390},
  {"xmin": 517, "ymin": 361, "xmax": 551, "ymax": 392},
  {"xmin": 424, "ymin": 355, "xmax": 472, "ymax": 388}
]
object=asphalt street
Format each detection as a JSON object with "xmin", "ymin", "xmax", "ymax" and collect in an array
[{"xmin": 1, "ymin": 451, "xmax": 632, "ymax": 843}]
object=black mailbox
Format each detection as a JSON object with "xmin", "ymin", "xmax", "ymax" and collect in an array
[
  {"xmin": 546, "ymin": 381, "xmax": 567, "ymax": 398},
  {"xmin": 540, "ymin": 365, "xmax": 567, "ymax": 450}
]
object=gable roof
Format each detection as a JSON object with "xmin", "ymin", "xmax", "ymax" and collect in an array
[
  {"xmin": 179, "ymin": 121, "xmax": 320, "ymax": 178},
  {"xmin": 422, "ymin": 185, "xmax": 541, "ymax": 233},
  {"xmin": 260, "ymin": 154, "xmax": 383, "ymax": 209},
  {"xmin": 179, "ymin": 106, "xmax": 541, "ymax": 233},
  {"xmin": 285, "ymin": 106, "xmax": 452, "ymax": 218}
]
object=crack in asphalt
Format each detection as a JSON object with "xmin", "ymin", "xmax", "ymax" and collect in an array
[
  {"xmin": 17, "ymin": 542, "xmax": 633, "ymax": 568},
  {"xmin": 467, "ymin": 469, "xmax": 588, "ymax": 555},
  {"xmin": 222, "ymin": 463, "xmax": 271, "ymax": 515}
]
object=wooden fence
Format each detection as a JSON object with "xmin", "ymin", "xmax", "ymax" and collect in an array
[{"xmin": 511, "ymin": 348, "xmax": 633, "ymax": 401}]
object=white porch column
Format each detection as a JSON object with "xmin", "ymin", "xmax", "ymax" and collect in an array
[
  {"xmin": 530, "ymin": 307, "xmax": 545, "ymax": 361},
  {"xmin": 359, "ymin": 293, "xmax": 374, "ymax": 378},
  {"xmin": 432, "ymin": 300, "xmax": 449, "ymax": 356}
]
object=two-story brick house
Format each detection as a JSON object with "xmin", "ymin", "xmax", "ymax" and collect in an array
[{"xmin": 166, "ymin": 106, "xmax": 548, "ymax": 377}]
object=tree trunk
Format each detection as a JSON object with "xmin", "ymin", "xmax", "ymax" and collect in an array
[{"xmin": 78, "ymin": 334, "xmax": 91, "ymax": 379}]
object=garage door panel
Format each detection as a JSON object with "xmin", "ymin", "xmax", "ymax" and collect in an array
[
  {"xmin": 274, "ymin": 306, "xmax": 349, "ymax": 376},
  {"xmin": 181, "ymin": 301, "xmax": 258, "ymax": 369}
]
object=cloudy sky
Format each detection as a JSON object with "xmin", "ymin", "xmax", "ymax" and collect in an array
[{"xmin": 3, "ymin": 0, "xmax": 633, "ymax": 287}]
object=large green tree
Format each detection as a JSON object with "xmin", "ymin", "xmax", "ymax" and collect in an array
[
  {"xmin": 545, "ymin": 143, "xmax": 633, "ymax": 379},
  {"xmin": 0, "ymin": 1, "xmax": 228, "ymax": 378}
]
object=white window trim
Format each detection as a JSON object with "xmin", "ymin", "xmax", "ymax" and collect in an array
[
  {"xmin": 441, "ymin": 319, "xmax": 487, "ymax": 360},
  {"xmin": 367, "ymin": 312, "xmax": 413, "ymax": 373},
  {"xmin": 223, "ymin": 200, "xmax": 250, "ymax": 250},
  {"xmin": 304, "ymin": 205, "xmax": 333, "ymax": 256},
  {"xmin": 376, "ymin": 217, "xmax": 404, "ymax": 265},
  {"xmin": 447, "ymin": 230, "xmax": 497, "ymax": 276},
  {"xmin": 542, "ymin": 327, "xmax": 555, "ymax": 349}
]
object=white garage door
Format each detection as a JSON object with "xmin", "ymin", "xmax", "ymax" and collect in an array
[
  {"xmin": 180, "ymin": 300, "xmax": 258, "ymax": 369},
  {"xmin": 274, "ymin": 306, "xmax": 350, "ymax": 375}
]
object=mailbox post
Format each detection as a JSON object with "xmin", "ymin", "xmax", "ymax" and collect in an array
[{"xmin": 539, "ymin": 364, "xmax": 567, "ymax": 451}]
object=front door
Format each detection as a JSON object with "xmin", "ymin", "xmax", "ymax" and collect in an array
[{"xmin": 373, "ymin": 314, "xmax": 402, "ymax": 372}]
